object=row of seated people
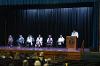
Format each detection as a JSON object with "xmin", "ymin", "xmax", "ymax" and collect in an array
[
  {"xmin": 8, "ymin": 34, "xmax": 65, "ymax": 48},
  {"xmin": 8, "ymin": 30, "xmax": 78, "ymax": 48},
  {"xmin": 0, "ymin": 51, "xmax": 67, "ymax": 66}
]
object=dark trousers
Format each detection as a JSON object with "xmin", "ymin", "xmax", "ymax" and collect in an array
[
  {"xmin": 26, "ymin": 42, "xmax": 34, "ymax": 47},
  {"xmin": 18, "ymin": 42, "xmax": 24, "ymax": 47},
  {"xmin": 8, "ymin": 42, "xmax": 13, "ymax": 47}
]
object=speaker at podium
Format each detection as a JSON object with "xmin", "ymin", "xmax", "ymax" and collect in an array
[{"xmin": 66, "ymin": 36, "xmax": 77, "ymax": 50}]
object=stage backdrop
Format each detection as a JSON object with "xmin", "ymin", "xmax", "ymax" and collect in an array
[{"xmin": 0, "ymin": 7, "xmax": 97, "ymax": 48}]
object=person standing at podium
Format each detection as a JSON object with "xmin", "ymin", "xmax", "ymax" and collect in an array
[
  {"xmin": 71, "ymin": 30, "xmax": 79, "ymax": 49},
  {"xmin": 71, "ymin": 30, "xmax": 79, "ymax": 38},
  {"xmin": 57, "ymin": 35, "xmax": 65, "ymax": 48}
]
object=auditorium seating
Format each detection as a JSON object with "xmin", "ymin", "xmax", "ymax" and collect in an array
[{"xmin": 0, "ymin": 51, "xmax": 100, "ymax": 66}]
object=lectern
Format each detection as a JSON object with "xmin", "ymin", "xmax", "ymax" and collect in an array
[{"xmin": 66, "ymin": 36, "xmax": 77, "ymax": 49}]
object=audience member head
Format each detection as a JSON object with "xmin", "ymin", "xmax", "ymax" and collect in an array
[
  {"xmin": 39, "ymin": 52, "xmax": 44, "ymax": 57},
  {"xmin": 44, "ymin": 63, "xmax": 49, "ymax": 66},
  {"xmin": 23, "ymin": 59, "xmax": 29, "ymax": 66},
  {"xmin": 34, "ymin": 60, "xmax": 41, "ymax": 66}
]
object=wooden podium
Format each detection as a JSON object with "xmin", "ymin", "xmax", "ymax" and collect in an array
[{"xmin": 66, "ymin": 36, "xmax": 77, "ymax": 49}]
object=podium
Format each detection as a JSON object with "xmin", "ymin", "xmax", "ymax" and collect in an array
[{"xmin": 66, "ymin": 36, "xmax": 77, "ymax": 49}]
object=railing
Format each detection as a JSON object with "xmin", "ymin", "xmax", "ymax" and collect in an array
[{"xmin": 80, "ymin": 40, "xmax": 84, "ymax": 55}]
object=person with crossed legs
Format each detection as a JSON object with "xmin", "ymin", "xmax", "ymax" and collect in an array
[{"xmin": 35, "ymin": 34, "xmax": 43, "ymax": 48}]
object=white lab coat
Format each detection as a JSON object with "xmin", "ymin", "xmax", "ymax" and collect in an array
[
  {"xmin": 47, "ymin": 38, "xmax": 53, "ymax": 44},
  {"xmin": 36, "ymin": 37, "xmax": 43, "ymax": 45},
  {"xmin": 26, "ymin": 36, "xmax": 34, "ymax": 46},
  {"xmin": 57, "ymin": 37, "xmax": 65, "ymax": 45}
]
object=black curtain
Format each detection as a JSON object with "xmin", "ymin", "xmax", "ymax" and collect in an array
[{"xmin": 0, "ymin": 7, "xmax": 94, "ymax": 48}]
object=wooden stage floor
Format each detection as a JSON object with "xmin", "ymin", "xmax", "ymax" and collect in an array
[
  {"xmin": 0, "ymin": 47, "xmax": 89, "ymax": 52},
  {"xmin": 0, "ymin": 47, "xmax": 90, "ymax": 60}
]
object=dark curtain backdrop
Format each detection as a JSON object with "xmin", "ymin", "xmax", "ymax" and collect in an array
[{"xmin": 0, "ymin": 7, "xmax": 94, "ymax": 48}]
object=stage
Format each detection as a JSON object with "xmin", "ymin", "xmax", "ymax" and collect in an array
[{"xmin": 0, "ymin": 47, "xmax": 90, "ymax": 60}]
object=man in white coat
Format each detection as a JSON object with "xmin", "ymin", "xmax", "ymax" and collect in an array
[
  {"xmin": 35, "ymin": 34, "xmax": 43, "ymax": 48},
  {"xmin": 26, "ymin": 35, "xmax": 34, "ymax": 47},
  {"xmin": 57, "ymin": 35, "xmax": 65, "ymax": 48}
]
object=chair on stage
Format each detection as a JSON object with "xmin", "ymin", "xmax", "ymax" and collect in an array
[{"xmin": 46, "ymin": 42, "xmax": 53, "ymax": 47}]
